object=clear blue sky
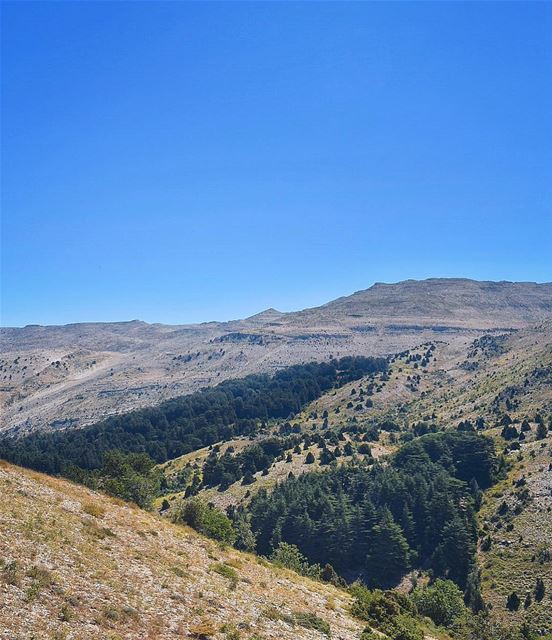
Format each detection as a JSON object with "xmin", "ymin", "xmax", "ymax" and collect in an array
[{"xmin": 2, "ymin": 1, "xmax": 551, "ymax": 327}]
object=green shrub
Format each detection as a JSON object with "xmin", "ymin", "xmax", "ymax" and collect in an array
[
  {"xmin": 262, "ymin": 607, "xmax": 330, "ymax": 637},
  {"xmin": 293, "ymin": 611, "xmax": 330, "ymax": 636},
  {"xmin": 382, "ymin": 615, "xmax": 423, "ymax": 640},
  {"xmin": 270, "ymin": 542, "xmax": 321, "ymax": 578},
  {"xmin": 220, "ymin": 623, "xmax": 240, "ymax": 639},
  {"xmin": 351, "ymin": 584, "xmax": 422, "ymax": 640},
  {"xmin": 210, "ymin": 562, "xmax": 239, "ymax": 589},
  {"xmin": 174, "ymin": 498, "xmax": 236, "ymax": 544},
  {"xmin": 96, "ymin": 450, "xmax": 161, "ymax": 509},
  {"xmin": 24, "ymin": 565, "xmax": 53, "ymax": 602},
  {"xmin": 1, "ymin": 560, "xmax": 19, "ymax": 585},
  {"xmin": 451, "ymin": 611, "xmax": 533, "ymax": 640},
  {"xmin": 411, "ymin": 578, "xmax": 465, "ymax": 627},
  {"xmin": 59, "ymin": 603, "xmax": 73, "ymax": 622},
  {"xmin": 350, "ymin": 584, "xmax": 401, "ymax": 625}
]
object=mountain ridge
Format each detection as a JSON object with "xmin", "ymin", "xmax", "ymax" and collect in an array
[
  {"xmin": 3, "ymin": 278, "xmax": 551, "ymax": 331},
  {"xmin": 1, "ymin": 278, "xmax": 551, "ymax": 436}
]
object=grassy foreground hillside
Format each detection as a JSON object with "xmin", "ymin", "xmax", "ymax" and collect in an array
[{"xmin": 0, "ymin": 461, "xmax": 365, "ymax": 640}]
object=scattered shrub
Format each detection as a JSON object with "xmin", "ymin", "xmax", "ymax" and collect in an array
[
  {"xmin": 210, "ymin": 562, "xmax": 239, "ymax": 589},
  {"xmin": 269, "ymin": 542, "xmax": 321, "ymax": 578},
  {"xmin": 293, "ymin": 611, "xmax": 330, "ymax": 636},
  {"xmin": 82, "ymin": 501, "xmax": 105, "ymax": 518},
  {"xmin": 1, "ymin": 560, "xmax": 19, "ymax": 585},
  {"xmin": 190, "ymin": 621, "xmax": 217, "ymax": 638}
]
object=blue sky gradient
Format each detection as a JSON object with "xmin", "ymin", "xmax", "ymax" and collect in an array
[{"xmin": 2, "ymin": 1, "xmax": 551, "ymax": 326}]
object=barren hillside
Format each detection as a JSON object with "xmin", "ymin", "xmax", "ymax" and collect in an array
[{"xmin": 1, "ymin": 279, "xmax": 551, "ymax": 435}]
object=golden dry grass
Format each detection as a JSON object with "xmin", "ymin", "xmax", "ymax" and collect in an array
[{"xmin": 0, "ymin": 462, "xmax": 363, "ymax": 640}]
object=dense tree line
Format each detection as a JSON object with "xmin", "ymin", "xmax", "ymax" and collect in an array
[
  {"xmin": 238, "ymin": 432, "xmax": 497, "ymax": 594},
  {"xmin": 0, "ymin": 356, "xmax": 387, "ymax": 476}
]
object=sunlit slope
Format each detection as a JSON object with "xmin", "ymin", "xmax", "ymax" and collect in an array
[
  {"xmin": 3, "ymin": 279, "xmax": 551, "ymax": 436},
  {"xmin": 479, "ymin": 436, "xmax": 552, "ymax": 631},
  {"xmin": 0, "ymin": 461, "xmax": 363, "ymax": 640}
]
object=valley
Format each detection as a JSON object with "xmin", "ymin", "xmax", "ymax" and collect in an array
[{"xmin": 1, "ymin": 279, "xmax": 551, "ymax": 640}]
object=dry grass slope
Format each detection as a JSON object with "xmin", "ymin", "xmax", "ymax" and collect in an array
[
  {"xmin": 0, "ymin": 461, "xmax": 364, "ymax": 640},
  {"xmin": 479, "ymin": 437, "xmax": 552, "ymax": 632}
]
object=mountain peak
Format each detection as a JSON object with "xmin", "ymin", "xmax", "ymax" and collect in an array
[{"xmin": 245, "ymin": 307, "xmax": 284, "ymax": 321}]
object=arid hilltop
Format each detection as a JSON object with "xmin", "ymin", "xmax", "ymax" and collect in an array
[{"xmin": 1, "ymin": 278, "xmax": 551, "ymax": 435}]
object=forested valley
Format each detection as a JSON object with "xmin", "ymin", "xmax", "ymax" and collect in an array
[
  {"xmin": 1, "ymin": 350, "xmax": 550, "ymax": 640},
  {"xmin": 0, "ymin": 355, "xmax": 387, "ymax": 475}
]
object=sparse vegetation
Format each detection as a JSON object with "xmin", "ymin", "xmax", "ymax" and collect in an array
[
  {"xmin": 210, "ymin": 562, "xmax": 239, "ymax": 589},
  {"xmin": 0, "ymin": 461, "xmax": 362, "ymax": 639}
]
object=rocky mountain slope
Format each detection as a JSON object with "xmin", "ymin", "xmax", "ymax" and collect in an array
[
  {"xmin": 146, "ymin": 319, "xmax": 552, "ymax": 631},
  {"xmin": 2, "ymin": 279, "xmax": 551, "ymax": 639},
  {"xmin": 2, "ymin": 279, "xmax": 551, "ymax": 436},
  {"xmin": 0, "ymin": 460, "xmax": 366, "ymax": 640},
  {"xmin": 479, "ymin": 435, "xmax": 552, "ymax": 631}
]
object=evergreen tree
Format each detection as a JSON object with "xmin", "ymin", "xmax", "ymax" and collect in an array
[
  {"xmin": 399, "ymin": 504, "xmax": 416, "ymax": 547},
  {"xmin": 233, "ymin": 512, "xmax": 257, "ymax": 552},
  {"xmin": 355, "ymin": 499, "xmax": 377, "ymax": 561},
  {"xmin": 319, "ymin": 447, "xmax": 335, "ymax": 465},
  {"xmin": 506, "ymin": 591, "xmax": 520, "ymax": 611},
  {"xmin": 469, "ymin": 478, "xmax": 483, "ymax": 511},
  {"xmin": 534, "ymin": 577, "xmax": 545, "ymax": 602},
  {"xmin": 432, "ymin": 515, "xmax": 474, "ymax": 589},
  {"xmin": 365, "ymin": 509, "xmax": 411, "ymax": 588},
  {"xmin": 464, "ymin": 566, "xmax": 485, "ymax": 612},
  {"xmin": 536, "ymin": 422, "xmax": 548, "ymax": 440}
]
